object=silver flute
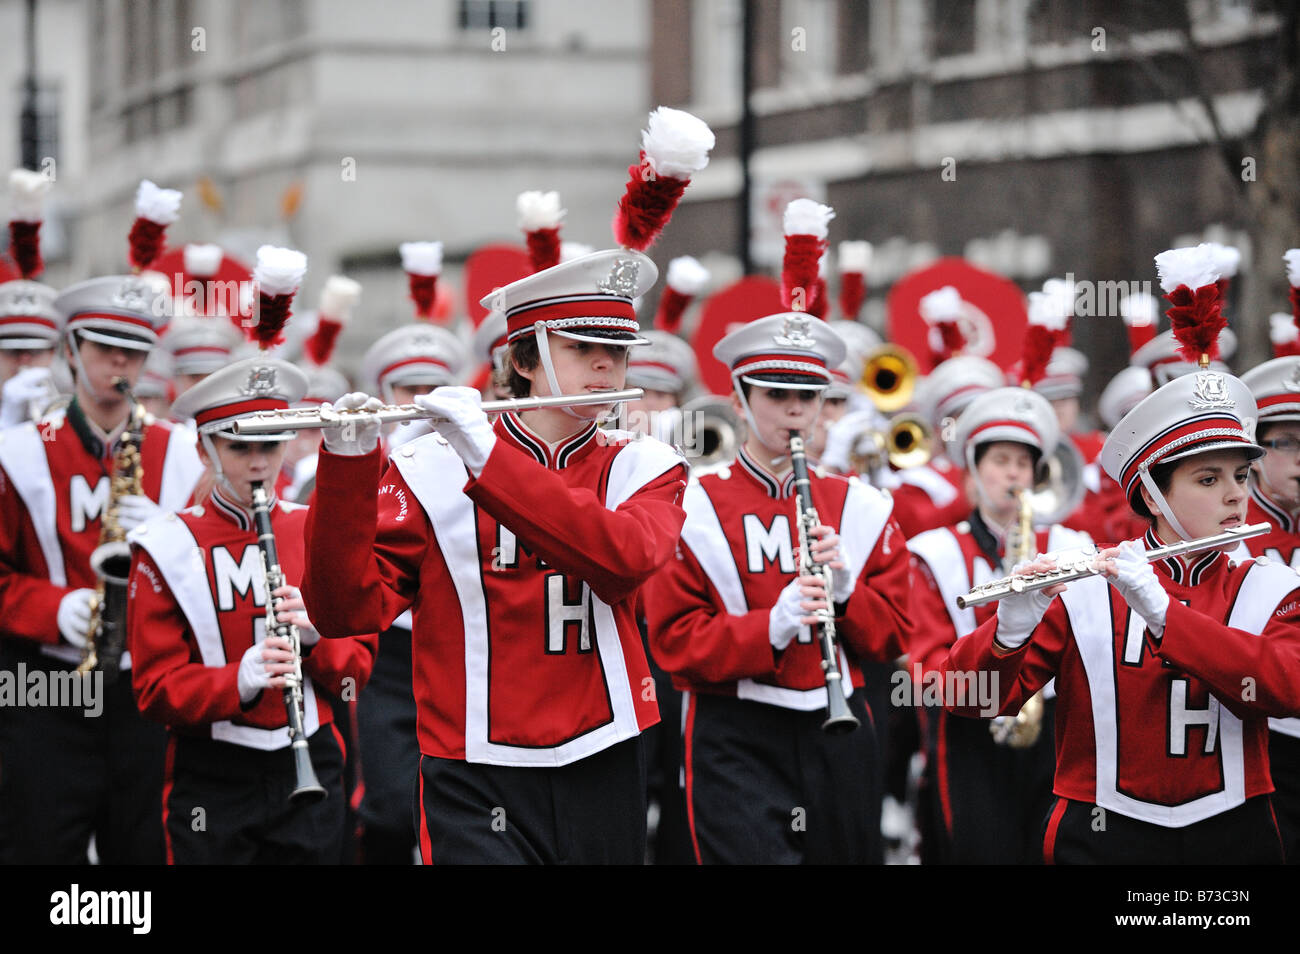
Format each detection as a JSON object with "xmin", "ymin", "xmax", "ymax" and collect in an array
[
  {"xmin": 955, "ymin": 523, "xmax": 1271, "ymax": 609},
  {"xmin": 232, "ymin": 389, "xmax": 644, "ymax": 435}
]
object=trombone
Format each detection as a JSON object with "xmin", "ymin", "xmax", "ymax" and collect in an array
[{"xmin": 233, "ymin": 389, "xmax": 644, "ymax": 435}]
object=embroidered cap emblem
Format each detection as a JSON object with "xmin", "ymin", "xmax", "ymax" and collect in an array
[
  {"xmin": 3, "ymin": 288, "xmax": 42, "ymax": 315},
  {"xmin": 774, "ymin": 313, "xmax": 816, "ymax": 350},
  {"xmin": 596, "ymin": 258, "xmax": 640, "ymax": 298},
  {"xmin": 1285, "ymin": 365, "xmax": 1300, "ymax": 394},
  {"xmin": 243, "ymin": 365, "xmax": 278, "ymax": 396},
  {"xmin": 111, "ymin": 277, "xmax": 153, "ymax": 313},
  {"xmin": 1188, "ymin": 371, "xmax": 1234, "ymax": 410}
]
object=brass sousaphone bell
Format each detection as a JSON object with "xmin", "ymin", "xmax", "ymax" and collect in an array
[{"xmin": 858, "ymin": 344, "xmax": 918, "ymax": 413}]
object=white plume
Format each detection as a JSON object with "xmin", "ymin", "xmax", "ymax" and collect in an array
[
  {"xmin": 253, "ymin": 245, "xmax": 307, "ymax": 296},
  {"xmin": 134, "ymin": 179, "xmax": 182, "ymax": 225},
  {"xmin": 1154, "ymin": 246, "xmax": 1220, "ymax": 294},
  {"xmin": 838, "ymin": 241, "xmax": 872, "ymax": 273},
  {"xmin": 919, "ymin": 286, "xmax": 963, "ymax": 324},
  {"xmin": 400, "ymin": 241, "xmax": 443, "ymax": 276},
  {"xmin": 183, "ymin": 243, "xmax": 223, "ymax": 278},
  {"xmin": 641, "ymin": 107, "xmax": 715, "ymax": 180},
  {"xmin": 783, "ymin": 198, "xmax": 834, "ymax": 238},
  {"xmin": 516, "ymin": 191, "xmax": 565, "ymax": 231},
  {"xmin": 9, "ymin": 169, "xmax": 50, "ymax": 222},
  {"xmin": 319, "ymin": 275, "xmax": 362, "ymax": 322},
  {"xmin": 1120, "ymin": 292, "xmax": 1159, "ymax": 327},
  {"xmin": 666, "ymin": 256, "xmax": 710, "ymax": 295}
]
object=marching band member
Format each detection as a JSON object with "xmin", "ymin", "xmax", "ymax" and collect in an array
[
  {"xmin": 907, "ymin": 385, "xmax": 1090, "ymax": 863},
  {"xmin": 126, "ymin": 357, "xmax": 377, "ymax": 863},
  {"xmin": 942, "ymin": 248, "xmax": 1300, "ymax": 863},
  {"xmin": 0, "ymin": 182, "xmax": 203, "ymax": 862},
  {"xmin": 0, "ymin": 170, "xmax": 60, "ymax": 428},
  {"xmin": 644, "ymin": 311, "xmax": 913, "ymax": 864}
]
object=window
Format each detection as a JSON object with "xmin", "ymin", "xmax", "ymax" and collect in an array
[
  {"xmin": 931, "ymin": 0, "xmax": 977, "ymax": 57},
  {"xmin": 458, "ymin": 0, "xmax": 530, "ymax": 31}
]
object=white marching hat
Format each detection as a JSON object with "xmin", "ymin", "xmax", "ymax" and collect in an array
[
  {"xmin": 360, "ymin": 323, "xmax": 468, "ymax": 397},
  {"xmin": 1033, "ymin": 346, "xmax": 1087, "ymax": 401},
  {"xmin": 1132, "ymin": 328, "xmax": 1236, "ymax": 386},
  {"xmin": 824, "ymin": 319, "xmax": 881, "ymax": 399},
  {"xmin": 302, "ymin": 365, "xmax": 349, "ymax": 405},
  {"xmin": 1100, "ymin": 369, "xmax": 1263, "ymax": 508},
  {"xmin": 172, "ymin": 356, "xmax": 308, "ymax": 442},
  {"xmin": 473, "ymin": 310, "xmax": 509, "ymax": 371},
  {"xmin": 54, "ymin": 272, "xmax": 174, "ymax": 352},
  {"xmin": 480, "ymin": 248, "xmax": 656, "ymax": 347},
  {"xmin": 953, "ymin": 386, "xmax": 1060, "ymax": 465},
  {"xmin": 918, "ymin": 355, "xmax": 1005, "ymax": 430},
  {"xmin": 1241, "ymin": 357, "xmax": 1300, "ymax": 424},
  {"xmin": 0, "ymin": 280, "xmax": 60, "ymax": 349},
  {"xmin": 714, "ymin": 313, "xmax": 846, "ymax": 392},
  {"xmin": 1098, "ymin": 365, "xmax": 1153, "ymax": 430},
  {"xmin": 162, "ymin": 316, "xmax": 241, "ymax": 376},
  {"xmin": 628, "ymin": 330, "xmax": 697, "ymax": 394}
]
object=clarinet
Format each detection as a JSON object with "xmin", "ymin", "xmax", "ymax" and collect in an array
[
  {"xmin": 250, "ymin": 481, "xmax": 326, "ymax": 803},
  {"xmin": 788, "ymin": 432, "xmax": 860, "ymax": 734}
]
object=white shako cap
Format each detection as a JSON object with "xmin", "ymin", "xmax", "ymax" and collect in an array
[
  {"xmin": 713, "ymin": 312, "xmax": 847, "ymax": 393},
  {"xmin": 1033, "ymin": 346, "xmax": 1088, "ymax": 401},
  {"xmin": 627, "ymin": 330, "xmax": 698, "ymax": 394},
  {"xmin": 823, "ymin": 319, "xmax": 881, "ymax": 400},
  {"xmin": 162, "ymin": 316, "xmax": 241, "ymax": 376},
  {"xmin": 301, "ymin": 365, "xmax": 349, "ymax": 406},
  {"xmin": 360, "ymin": 323, "xmax": 468, "ymax": 400},
  {"xmin": 1241, "ymin": 357, "xmax": 1300, "ymax": 424},
  {"xmin": 135, "ymin": 347, "xmax": 174, "ymax": 401},
  {"xmin": 172, "ymin": 355, "xmax": 308, "ymax": 443},
  {"xmin": 1100, "ymin": 369, "xmax": 1263, "ymax": 536},
  {"xmin": 473, "ymin": 309, "xmax": 509, "ymax": 373},
  {"xmin": 0, "ymin": 279, "xmax": 60, "ymax": 349},
  {"xmin": 1131, "ymin": 327, "xmax": 1237, "ymax": 386},
  {"xmin": 54, "ymin": 271, "xmax": 174, "ymax": 352},
  {"xmin": 917, "ymin": 354, "xmax": 1005, "ymax": 431},
  {"xmin": 952, "ymin": 386, "xmax": 1060, "ymax": 471},
  {"xmin": 1098, "ymin": 365, "xmax": 1153, "ymax": 431}
]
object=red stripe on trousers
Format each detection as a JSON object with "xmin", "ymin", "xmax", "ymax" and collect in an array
[
  {"xmin": 1042, "ymin": 797, "xmax": 1068, "ymax": 865},
  {"xmin": 417, "ymin": 754, "xmax": 433, "ymax": 865},
  {"xmin": 937, "ymin": 713, "xmax": 953, "ymax": 837},
  {"xmin": 161, "ymin": 736, "xmax": 176, "ymax": 866},
  {"xmin": 683, "ymin": 693, "xmax": 703, "ymax": 865}
]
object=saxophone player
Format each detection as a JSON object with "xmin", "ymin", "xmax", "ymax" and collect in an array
[
  {"xmin": 643, "ymin": 312, "xmax": 914, "ymax": 864},
  {"xmin": 906, "ymin": 386, "xmax": 1090, "ymax": 863},
  {"xmin": 126, "ymin": 358, "xmax": 376, "ymax": 864},
  {"xmin": 0, "ymin": 271, "xmax": 202, "ymax": 864}
]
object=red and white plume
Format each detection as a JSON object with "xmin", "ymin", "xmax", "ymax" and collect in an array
[
  {"xmin": 613, "ymin": 106, "xmax": 715, "ymax": 251},
  {"xmin": 838, "ymin": 241, "xmax": 871, "ymax": 320},
  {"xmin": 654, "ymin": 256, "xmax": 710, "ymax": 333},
  {"xmin": 1018, "ymin": 290, "xmax": 1069, "ymax": 387},
  {"xmin": 128, "ymin": 179, "xmax": 182, "ymax": 272},
  {"xmin": 560, "ymin": 241, "xmax": 594, "ymax": 264},
  {"xmin": 1120, "ymin": 291, "xmax": 1159, "ymax": 356},
  {"xmin": 1206, "ymin": 242, "xmax": 1241, "ymax": 297},
  {"xmin": 1040, "ymin": 277, "xmax": 1076, "ymax": 343},
  {"xmin": 1155, "ymin": 245, "xmax": 1225, "ymax": 367},
  {"xmin": 8, "ymin": 169, "xmax": 50, "ymax": 279},
  {"xmin": 1270, "ymin": 312, "xmax": 1300, "ymax": 358},
  {"xmin": 182, "ymin": 243, "xmax": 223, "ymax": 317},
  {"xmin": 251, "ymin": 245, "xmax": 307, "ymax": 349},
  {"xmin": 517, "ymin": 191, "xmax": 565, "ymax": 273},
  {"xmin": 1285, "ymin": 249, "xmax": 1300, "ymax": 336},
  {"xmin": 304, "ymin": 275, "xmax": 361, "ymax": 366},
  {"xmin": 781, "ymin": 199, "xmax": 833, "ymax": 313},
  {"xmin": 400, "ymin": 241, "xmax": 443, "ymax": 321},
  {"xmin": 918, "ymin": 284, "xmax": 966, "ymax": 363}
]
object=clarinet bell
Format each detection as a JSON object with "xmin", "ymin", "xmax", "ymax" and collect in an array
[
  {"xmin": 289, "ymin": 740, "xmax": 327, "ymax": 803},
  {"xmin": 821, "ymin": 673, "xmax": 860, "ymax": 734}
]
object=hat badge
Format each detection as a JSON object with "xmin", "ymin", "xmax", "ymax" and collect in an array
[
  {"xmin": 111, "ymin": 276, "xmax": 154, "ymax": 313},
  {"xmin": 596, "ymin": 258, "xmax": 640, "ymax": 298},
  {"xmin": 1011, "ymin": 394, "xmax": 1037, "ymax": 418},
  {"xmin": 242, "ymin": 365, "xmax": 278, "ymax": 397},
  {"xmin": 5, "ymin": 288, "xmax": 42, "ymax": 315},
  {"xmin": 774, "ymin": 313, "xmax": 816, "ymax": 350},
  {"xmin": 1188, "ymin": 371, "xmax": 1234, "ymax": 410},
  {"xmin": 1285, "ymin": 366, "xmax": 1300, "ymax": 394}
]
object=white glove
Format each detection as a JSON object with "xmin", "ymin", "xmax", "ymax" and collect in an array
[
  {"xmin": 321, "ymin": 392, "xmax": 384, "ymax": 456},
  {"xmin": 237, "ymin": 638, "xmax": 293, "ymax": 704},
  {"xmin": 0, "ymin": 366, "xmax": 53, "ymax": 428},
  {"xmin": 825, "ymin": 537, "xmax": 854, "ymax": 604},
  {"xmin": 769, "ymin": 579, "xmax": 810, "ymax": 652},
  {"xmin": 58, "ymin": 588, "xmax": 96, "ymax": 649},
  {"xmin": 994, "ymin": 561, "xmax": 1058, "ymax": 649},
  {"xmin": 1107, "ymin": 540, "xmax": 1170, "ymax": 637},
  {"xmin": 272, "ymin": 584, "xmax": 320, "ymax": 647},
  {"xmin": 115, "ymin": 494, "xmax": 162, "ymax": 532},
  {"xmin": 415, "ymin": 386, "xmax": 497, "ymax": 477},
  {"xmin": 821, "ymin": 409, "xmax": 882, "ymax": 474}
]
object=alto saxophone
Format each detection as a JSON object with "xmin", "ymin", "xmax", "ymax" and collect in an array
[
  {"xmin": 988, "ymin": 487, "xmax": 1044, "ymax": 750},
  {"xmin": 78, "ymin": 379, "xmax": 146, "ymax": 684}
]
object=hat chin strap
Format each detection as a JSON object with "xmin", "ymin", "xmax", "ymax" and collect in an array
[
  {"xmin": 66, "ymin": 329, "xmax": 106, "ymax": 403},
  {"xmin": 533, "ymin": 322, "xmax": 582, "ymax": 420},
  {"xmin": 1139, "ymin": 467, "xmax": 1193, "ymax": 542},
  {"xmin": 200, "ymin": 431, "xmax": 245, "ymax": 503}
]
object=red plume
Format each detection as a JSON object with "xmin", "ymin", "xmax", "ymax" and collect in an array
[
  {"xmin": 8, "ymin": 221, "xmax": 41, "ymax": 278},
  {"xmin": 409, "ymin": 274, "xmax": 437, "ymax": 320},
  {"xmin": 1166, "ymin": 283, "xmax": 1226, "ymax": 365},
  {"xmin": 525, "ymin": 228, "xmax": 561, "ymax": 273},
  {"xmin": 654, "ymin": 286, "xmax": 691, "ymax": 333},
  {"xmin": 807, "ymin": 277, "xmax": 829, "ymax": 319},
  {"xmin": 1019, "ymin": 325, "xmax": 1059, "ymax": 387},
  {"xmin": 781, "ymin": 233, "xmax": 824, "ymax": 311},
  {"xmin": 613, "ymin": 155, "xmax": 689, "ymax": 252},
  {"xmin": 839, "ymin": 272, "xmax": 864, "ymax": 320}
]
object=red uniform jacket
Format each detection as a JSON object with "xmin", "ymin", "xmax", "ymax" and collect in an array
[
  {"xmin": 127, "ymin": 490, "xmax": 376, "ymax": 748},
  {"xmin": 942, "ymin": 529, "xmax": 1300, "ymax": 827},
  {"xmin": 302, "ymin": 413, "xmax": 688, "ymax": 767},
  {"xmin": 891, "ymin": 456, "xmax": 969, "ymax": 538},
  {"xmin": 1242, "ymin": 481, "xmax": 1300, "ymax": 740},
  {"xmin": 0, "ymin": 402, "xmax": 202, "ymax": 664},
  {"xmin": 643, "ymin": 446, "xmax": 912, "ymax": 712}
]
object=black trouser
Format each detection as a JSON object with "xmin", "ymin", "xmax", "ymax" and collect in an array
[
  {"xmin": 1043, "ymin": 794, "xmax": 1285, "ymax": 865},
  {"xmin": 640, "ymin": 628, "xmax": 694, "ymax": 865},
  {"xmin": 355, "ymin": 625, "xmax": 419, "ymax": 864},
  {"xmin": 417, "ymin": 736, "xmax": 647, "ymax": 864},
  {"xmin": 685, "ymin": 692, "xmax": 880, "ymax": 865},
  {"xmin": 0, "ymin": 648, "xmax": 167, "ymax": 865},
  {"xmin": 164, "ymin": 727, "xmax": 344, "ymax": 865},
  {"xmin": 929, "ymin": 701, "xmax": 1056, "ymax": 865},
  {"xmin": 1268, "ymin": 730, "xmax": 1300, "ymax": 864}
]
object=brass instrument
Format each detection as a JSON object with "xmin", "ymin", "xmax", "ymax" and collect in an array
[
  {"xmin": 1030, "ymin": 438, "xmax": 1086, "ymax": 526},
  {"xmin": 232, "ymin": 389, "xmax": 644, "ymax": 435},
  {"xmin": 789, "ymin": 431, "xmax": 859, "ymax": 734},
  {"xmin": 849, "ymin": 412, "xmax": 932, "ymax": 476},
  {"xmin": 989, "ymin": 488, "xmax": 1043, "ymax": 749},
  {"xmin": 250, "ymin": 482, "xmax": 326, "ymax": 803},
  {"xmin": 78, "ymin": 379, "xmax": 145, "ymax": 684},
  {"xmin": 957, "ymin": 522, "xmax": 1270, "ymax": 610},
  {"xmin": 858, "ymin": 344, "xmax": 918, "ymax": 413},
  {"xmin": 680, "ymin": 395, "xmax": 743, "ymax": 467}
]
